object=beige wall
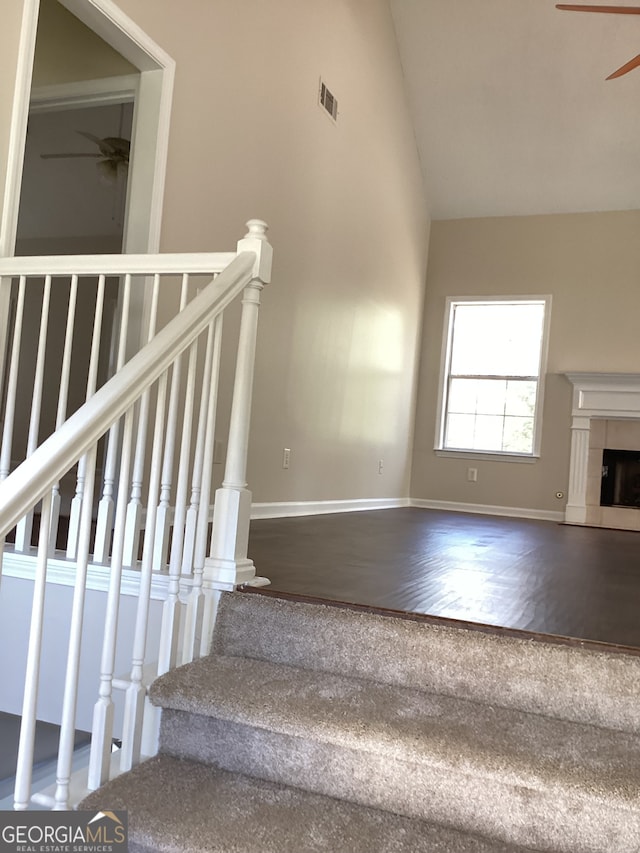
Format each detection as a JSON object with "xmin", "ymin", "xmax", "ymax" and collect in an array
[
  {"xmin": 0, "ymin": 0, "xmax": 430, "ymax": 504},
  {"xmin": 119, "ymin": 0, "xmax": 429, "ymax": 503},
  {"xmin": 32, "ymin": 0, "xmax": 136, "ymax": 87},
  {"xmin": 411, "ymin": 210, "xmax": 640, "ymax": 513}
]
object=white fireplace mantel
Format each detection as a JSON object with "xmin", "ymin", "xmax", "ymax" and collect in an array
[{"xmin": 564, "ymin": 373, "xmax": 640, "ymax": 524}]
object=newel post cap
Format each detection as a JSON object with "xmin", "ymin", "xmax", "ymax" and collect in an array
[{"xmin": 237, "ymin": 219, "xmax": 273, "ymax": 284}]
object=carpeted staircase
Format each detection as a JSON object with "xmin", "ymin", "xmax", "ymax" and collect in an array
[{"xmin": 82, "ymin": 591, "xmax": 640, "ymax": 852}]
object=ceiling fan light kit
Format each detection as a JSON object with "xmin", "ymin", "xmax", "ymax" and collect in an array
[{"xmin": 556, "ymin": 3, "xmax": 640, "ymax": 78}]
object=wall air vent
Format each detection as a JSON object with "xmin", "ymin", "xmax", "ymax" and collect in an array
[{"xmin": 319, "ymin": 79, "xmax": 338, "ymax": 122}]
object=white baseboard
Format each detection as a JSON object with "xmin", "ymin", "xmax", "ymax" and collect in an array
[
  {"xmin": 251, "ymin": 497, "xmax": 411, "ymax": 520},
  {"xmin": 250, "ymin": 497, "xmax": 563, "ymax": 523},
  {"xmin": 410, "ymin": 498, "xmax": 564, "ymax": 523}
]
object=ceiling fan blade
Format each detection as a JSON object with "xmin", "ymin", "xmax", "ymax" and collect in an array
[
  {"xmin": 556, "ymin": 4, "xmax": 640, "ymax": 12},
  {"xmin": 606, "ymin": 51, "xmax": 640, "ymax": 76}
]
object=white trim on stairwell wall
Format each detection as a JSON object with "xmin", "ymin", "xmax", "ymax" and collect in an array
[
  {"xmin": 410, "ymin": 498, "xmax": 564, "ymax": 523},
  {"xmin": 139, "ymin": 496, "xmax": 411, "ymax": 530},
  {"xmin": 2, "ymin": 551, "xmax": 176, "ymax": 599},
  {"xmin": 250, "ymin": 498, "xmax": 411, "ymax": 519}
]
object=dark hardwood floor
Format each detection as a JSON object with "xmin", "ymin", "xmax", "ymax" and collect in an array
[{"xmin": 247, "ymin": 507, "xmax": 640, "ymax": 648}]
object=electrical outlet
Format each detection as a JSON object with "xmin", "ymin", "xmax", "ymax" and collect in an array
[
  {"xmin": 282, "ymin": 447, "xmax": 291, "ymax": 469},
  {"xmin": 467, "ymin": 467, "xmax": 478, "ymax": 482},
  {"xmin": 378, "ymin": 459, "xmax": 384, "ymax": 474}
]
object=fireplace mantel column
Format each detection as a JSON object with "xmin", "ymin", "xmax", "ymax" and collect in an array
[{"xmin": 565, "ymin": 415, "xmax": 590, "ymax": 525}]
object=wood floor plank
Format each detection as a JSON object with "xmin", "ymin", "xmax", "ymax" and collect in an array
[{"xmin": 247, "ymin": 508, "xmax": 640, "ymax": 648}]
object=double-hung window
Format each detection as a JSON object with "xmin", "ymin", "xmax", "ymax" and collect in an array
[{"xmin": 436, "ymin": 297, "xmax": 551, "ymax": 457}]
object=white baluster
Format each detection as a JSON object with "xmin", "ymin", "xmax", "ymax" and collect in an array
[
  {"xmin": 180, "ymin": 322, "xmax": 216, "ymax": 663},
  {"xmin": 66, "ymin": 459, "xmax": 85, "ymax": 561},
  {"xmin": 206, "ymin": 221, "xmax": 273, "ymax": 594},
  {"xmin": 181, "ymin": 323, "xmax": 214, "ymax": 576},
  {"xmin": 13, "ymin": 491, "xmax": 53, "ymax": 810},
  {"xmin": 94, "ymin": 275, "xmax": 131, "ymax": 563},
  {"xmin": 182, "ymin": 315, "xmax": 223, "ymax": 663},
  {"xmin": 153, "ymin": 274, "xmax": 189, "ymax": 569},
  {"xmin": 0, "ymin": 277, "xmax": 26, "ymax": 482},
  {"xmin": 15, "ymin": 275, "xmax": 52, "ymax": 552},
  {"xmin": 67, "ymin": 275, "xmax": 106, "ymax": 560},
  {"xmin": 123, "ymin": 275, "xmax": 160, "ymax": 567},
  {"xmin": 120, "ymin": 371, "xmax": 168, "ymax": 772},
  {"xmin": 0, "ymin": 278, "xmax": 24, "ymax": 575},
  {"xmin": 88, "ymin": 408, "xmax": 135, "ymax": 790},
  {"xmin": 196, "ymin": 316, "xmax": 227, "ymax": 657},
  {"xmin": 53, "ymin": 442, "xmax": 98, "ymax": 810},
  {"xmin": 49, "ymin": 275, "xmax": 78, "ymax": 555},
  {"xmin": 158, "ymin": 338, "xmax": 199, "ymax": 674}
]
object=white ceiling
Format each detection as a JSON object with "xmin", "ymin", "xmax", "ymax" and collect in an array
[{"xmin": 389, "ymin": 0, "xmax": 640, "ymax": 219}]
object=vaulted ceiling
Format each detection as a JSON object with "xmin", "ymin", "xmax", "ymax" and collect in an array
[{"xmin": 389, "ymin": 0, "xmax": 640, "ymax": 219}]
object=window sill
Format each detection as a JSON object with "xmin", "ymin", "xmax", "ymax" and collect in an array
[{"xmin": 434, "ymin": 449, "xmax": 539, "ymax": 464}]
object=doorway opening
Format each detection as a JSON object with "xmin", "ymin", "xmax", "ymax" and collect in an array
[
  {"xmin": 0, "ymin": 0, "xmax": 175, "ymax": 513},
  {"xmin": 1, "ymin": 0, "xmax": 176, "ymax": 371},
  {"xmin": 17, "ymin": 99, "xmax": 134, "ymax": 256},
  {"xmin": 9, "ymin": 100, "xmax": 134, "ymax": 478}
]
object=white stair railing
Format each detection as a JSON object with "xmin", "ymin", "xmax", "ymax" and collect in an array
[{"xmin": 0, "ymin": 220, "xmax": 272, "ymax": 810}]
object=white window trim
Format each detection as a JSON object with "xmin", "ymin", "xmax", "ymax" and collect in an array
[{"xmin": 434, "ymin": 294, "xmax": 552, "ymax": 459}]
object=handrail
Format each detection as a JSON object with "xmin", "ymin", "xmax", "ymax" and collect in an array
[
  {"xmin": 0, "ymin": 252, "xmax": 238, "ymax": 277},
  {"xmin": 0, "ymin": 251, "xmax": 256, "ymax": 538}
]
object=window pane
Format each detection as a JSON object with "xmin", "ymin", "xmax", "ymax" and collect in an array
[
  {"xmin": 445, "ymin": 414, "xmax": 475, "ymax": 449},
  {"xmin": 475, "ymin": 379, "xmax": 507, "ymax": 415},
  {"xmin": 447, "ymin": 378, "xmax": 478, "ymax": 414},
  {"xmin": 502, "ymin": 416, "xmax": 534, "ymax": 453},
  {"xmin": 450, "ymin": 303, "xmax": 545, "ymax": 377},
  {"xmin": 505, "ymin": 380, "xmax": 537, "ymax": 417},
  {"xmin": 449, "ymin": 378, "xmax": 507, "ymax": 416},
  {"xmin": 473, "ymin": 415, "xmax": 504, "ymax": 451}
]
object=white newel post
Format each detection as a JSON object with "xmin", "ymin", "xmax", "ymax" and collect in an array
[
  {"xmin": 565, "ymin": 415, "xmax": 590, "ymax": 525},
  {"xmin": 204, "ymin": 221, "xmax": 273, "ymax": 606}
]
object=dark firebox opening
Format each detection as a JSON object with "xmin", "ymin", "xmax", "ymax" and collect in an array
[{"xmin": 600, "ymin": 449, "xmax": 640, "ymax": 509}]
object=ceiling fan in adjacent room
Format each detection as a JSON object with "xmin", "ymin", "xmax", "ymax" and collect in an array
[
  {"xmin": 556, "ymin": 4, "xmax": 640, "ymax": 78},
  {"xmin": 41, "ymin": 131, "xmax": 130, "ymax": 184}
]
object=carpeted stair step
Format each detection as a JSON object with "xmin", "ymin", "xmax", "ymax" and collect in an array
[
  {"xmin": 149, "ymin": 650, "xmax": 640, "ymax": 853},
  {"xmin": 212, "ymin": 592, "xmax": 640, "ymax": 733},
  {"xmin": 80, "ymin": 753, "xmax": 540, "ymax": 853},
  {"xmin": 80, "ymin": 592, "xmax": 640, "ymax": 853}
]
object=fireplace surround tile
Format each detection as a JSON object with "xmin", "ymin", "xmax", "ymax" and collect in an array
[
  {"xmin": 600, "ymin": 505, "xmax": 640, "ymax": 531},
  {"xmin": 604, "ymin": 419, "xmax": 640, "ymax": 452},
  {"xmin": 585, "ymin": 475, "xmax": 601, "ymax": 508},
  {"xmin": 589, "ymin": 418, "xmax": 606, "ymax": 450},
  {"xmin": 585, "ymin": 506, "xmax": 601, "ymax": 526},
  {"xmin": 587, "ymin": 449, "xmax": 602, "ymax": 480}
]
